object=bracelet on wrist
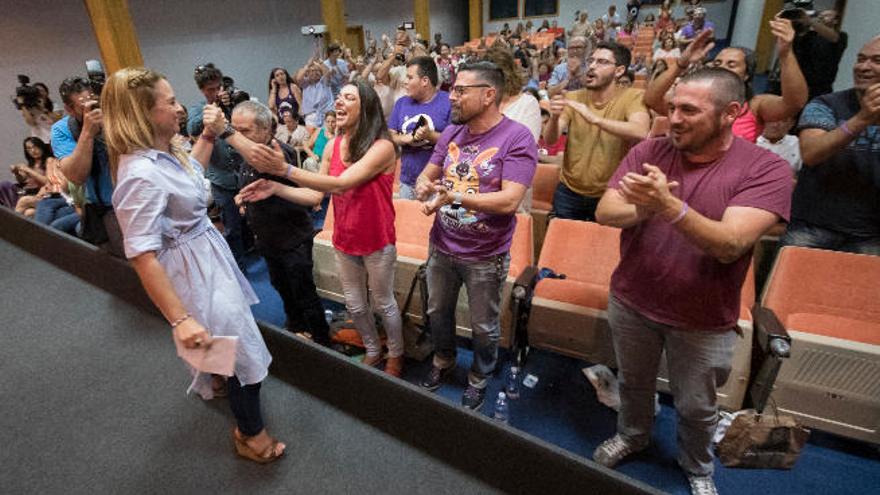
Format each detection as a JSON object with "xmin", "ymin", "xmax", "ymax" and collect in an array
[
  {"xmin": 285, "ymin": 163, "xmax": 294, "ymax": 180},
  {"xmin": 170, "ymin": 313, "xmax": 191, "ymax": 329},
  {"xmin": 839, "ymin": 120, "xmax": 855, "ymax": 138},
  {"xmin": 200, "ymin": 133, "xmax": 216, "ymax": 143},
  {"xmin": 668, "ymin": 201, "xmax": 689, "ymax": 225}
]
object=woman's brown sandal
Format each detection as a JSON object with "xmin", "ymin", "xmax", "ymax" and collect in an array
[{"xmin": 232, "ymin": 429, "xmax": 285, "ymax": 464}]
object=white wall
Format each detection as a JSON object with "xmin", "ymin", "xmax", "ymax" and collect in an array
[
  {"xmin": 729, "ymin": 0, "xmax": 766, "ymax": 49},
  {"xmin": 0, "ymin": 0, "xmax": 101, "ymax": 179},
  {"xmin": 130, "ymin": 0, "xmax": 323, "ymax": 112},
  {"xmin": 482, "ymin": 0, "xmax": 736, "ymax": 41},
  {"xmin": 347, "ymin": 0, "xmax": 414, "ymax": 45},
  {"xmin": 834, "ymin": 0, "xmax": 879, "ymax": 90},
  {"xmin": 431, "ymin": 0, "xmax": 469, "ymax": 46}
]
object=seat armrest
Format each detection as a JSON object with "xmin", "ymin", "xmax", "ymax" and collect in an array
[{"xmin": 752, "ymin": 305, "xmax": 791, "ymax": 358}]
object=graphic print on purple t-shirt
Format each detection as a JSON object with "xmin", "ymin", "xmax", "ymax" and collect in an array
[
  {"xmin": 389, "ymin": 92, "xmax": 451, "ymax": 186},
  {"xmin": 428, "ymin": 117, "xmax": 538, "ymax": 260},
  {"xmin": 608, "ymin": 137, "xmax": 793, "ymax": 330}
]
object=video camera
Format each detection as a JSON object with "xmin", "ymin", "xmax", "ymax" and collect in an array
[
  {"xmin": 11, "ymin": 75, "xmax": 42, "ymax": 111},
  {"xmin": 220, "ymin": 76, "xmax": 250, "ymax": 110},
  {"xmin": 779, "ymin": 0, "xmax": 816, "ymax": 34},
  {"xmin": 85, "ymin": 59, "xmax": 106, "ymax": 97}
]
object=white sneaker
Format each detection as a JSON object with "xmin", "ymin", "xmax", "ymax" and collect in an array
[{"xmin": 687, "ymin": 474, "xmax": 719, "ymax": 495}]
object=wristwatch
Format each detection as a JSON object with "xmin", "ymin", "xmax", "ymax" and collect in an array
[
  {"xmin": 451, "ymin": 191, "xmax": 463, "ymax": 210},
  {"xmin": 219, "ymin": 124, "xmax": 236, "ymax": 140}
]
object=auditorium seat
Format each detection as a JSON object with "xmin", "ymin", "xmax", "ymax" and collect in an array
[
  {"xmin": 756, "ymin": 246, "xmax": 880, "ymax": 444},
  {"xmin": 523, "ymin": 220, "xmax": 620, "ymax": 367},
  {"xmin": 313, "ymin": 198, "xmax": 534, "ymax": 352},
  {"xmin": 531, "ymin": 163, "xmax": 560, "ymax": 258},
  {"xmin": 518, "ymin": 219, "xmax": 758, "ymax": 409}
]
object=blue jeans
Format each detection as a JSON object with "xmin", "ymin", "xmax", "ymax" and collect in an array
[
  {"xmin": 227, "ymin": 376, "xmax": 264, "ymax": 436},
  {"xmin": 608, "ymin": 296, "xmax": 736, "ymax": 476},
  {"xmin": 780, "ymin": 221, "xmax": 880, "ymax": 256},
  {"xmin": 426, "ymin": 245, "xmax": 510, "ymax": 388},
  {"xmin": 34, "ymin": 196, "xmax": 80, "ymax": 235},
  {"xmin": 550, "ymin": 182, "xmax": 601, "ymax": 221},
  {"xmin": 398, "ymin": 183, "xmax": 417, "ymax": 200},
  {"xmin": 211, "ymin": 184, "xmax": 244, "ymax": 262}
]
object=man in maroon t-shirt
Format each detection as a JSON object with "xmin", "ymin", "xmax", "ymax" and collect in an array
[{"xmin": 594, "ymin": 68, "xmax": 793, "ymax": 495}]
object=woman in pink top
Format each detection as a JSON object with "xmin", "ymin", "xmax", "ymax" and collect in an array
[
  {"xmin": 241, "ymin": 81, "xmax": 405, "ymax": 377},
  {"xmin": 644, "ymin": 18, "xmax": 807, "ymax": 143}
]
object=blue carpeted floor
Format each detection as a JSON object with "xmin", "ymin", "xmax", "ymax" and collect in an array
[{"xmin": 241, "ymin": 253, "xmax": 880, "ymax": 494}]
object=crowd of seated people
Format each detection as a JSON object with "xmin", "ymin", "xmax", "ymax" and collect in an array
[{"xmin": 2, "ymin": 1, "xmax": 877, "ymax": 491}]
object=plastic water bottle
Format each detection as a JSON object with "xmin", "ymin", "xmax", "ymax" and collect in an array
[
  {"xmin": 493, "ymin": 392, "xmax": 510, "ymax": 424},
  {"xmin": 506, "ymin": 366, "xmax": 521, "ymax": 399}
]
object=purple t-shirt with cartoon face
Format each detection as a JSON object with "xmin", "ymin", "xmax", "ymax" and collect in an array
[
  {"xmin": 428, "ymin": 117, "xmax": 537, "ymax": 259},
  {"xmin": 389, "ymin": 92, "xmax": 451, "ymax": 186},
  {"xmin": 609, "ymin": 137, "xmax": 793, "ymax": 330}
]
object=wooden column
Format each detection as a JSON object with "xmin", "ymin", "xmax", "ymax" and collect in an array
[
  {"xmin": 321, "ymin": 0, "xmax": 347, "ymax": 46},
  {"xmin": 468, "ymin": 0, "xmax": 482, "ymax": 41},
  {"xmin": 414, "ymin": 0, "xmax": 431, "ymax": 43},
  {"xmin": 82, "ymin": 0, "xmax": 143, "ymax": 74}
]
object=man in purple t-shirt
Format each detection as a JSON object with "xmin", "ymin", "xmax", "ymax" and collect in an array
[
  {"xmin": 389, "ymin": 56, "xmax": 451, "ymax": 199},
  {"xmin": 414, "ymin": 62, "xmax": 537, "ymax": 411},
  {"xmin": 594, "ymin": 68, "xmax": 793, "ymax": 495}
]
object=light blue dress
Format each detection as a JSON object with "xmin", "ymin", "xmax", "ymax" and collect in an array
[{"xmin": 112, "ymin": 149, "xmax": 272, "ymax": 398}]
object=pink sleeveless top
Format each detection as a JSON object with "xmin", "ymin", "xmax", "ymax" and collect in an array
[
  {"xmin": 329, "ymin": 136, "xmax": 396, "ymax": 256},
  {"xmin": 731, "ymin": 102, "xmax": 763, "ymax": 143}
]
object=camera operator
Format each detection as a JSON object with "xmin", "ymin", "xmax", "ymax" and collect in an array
[
  {"xmin": 187, "ymin": 63, "xmax": 249, "ymax": 267},
  {"xmin": 13, "ymin": 75, "xmax": 55, "ymax": 142},
  {"xmin": 790, "ymin": 5, "xmax": 848, "ymax": 101},
  {"xmin": 229, "ymin": 101, "xmax": 330, "ymax": 345},
  {"xmin": 51, "ymin": 76, "xmax": 124, "ymax": 256}
]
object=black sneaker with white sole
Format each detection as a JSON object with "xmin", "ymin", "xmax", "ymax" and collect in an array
[
  {"xmin": 420, "ymin": 365, "xmax": 453, "ymax": 391},
  {"xmin": 461, "ymin": 384, "xmax": 486, "ymax": 411}
]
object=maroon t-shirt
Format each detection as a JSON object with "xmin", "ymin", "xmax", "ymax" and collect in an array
[{"xmin": 609, "ymin": 137, "xmax": 793, "ymax": 330}]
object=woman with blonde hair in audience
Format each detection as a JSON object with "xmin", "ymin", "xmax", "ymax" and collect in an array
[
  {"xmin": 102, "ymin": 66, "xmax": 285, "ymax": 464},
  {"xmin": 241, "ymin": 80, "xmax": 406, "ymax": 378}
]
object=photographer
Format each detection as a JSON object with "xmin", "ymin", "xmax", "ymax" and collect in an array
[
  {"xmin": 230, "ymin": 101, "xmax": 330, "ymax": 345},
  {"xmin": 13, "ymin": 75, "xmax": 55, "ymax": 142},
  {"xmin": 186, "ymin": 63, "xmax": 248, "ymax": 266},
  {"xmin": 790, "ymin": 6, "xmax": 848, "ymax": 100},
  {"xmin": 52, "ymin": 76, "xmax": 124, "ymax": 257}
]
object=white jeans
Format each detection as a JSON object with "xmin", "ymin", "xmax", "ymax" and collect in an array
[{"xmin": 334, "ymin": 244, "xmax": 404, "ymax": 358}]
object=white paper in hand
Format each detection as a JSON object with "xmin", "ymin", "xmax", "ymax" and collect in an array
[{"xmin": 174, "ymin": 335, "xmax": 238, "ymax": 377}]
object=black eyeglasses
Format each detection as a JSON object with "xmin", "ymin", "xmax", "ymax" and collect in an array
[{"xmin": 451, "ymin": 84, "xmax": 491, "ymax": 96}]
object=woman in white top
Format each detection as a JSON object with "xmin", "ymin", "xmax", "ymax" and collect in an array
[
  {"xmin": 103, "ymin": 67, "xmax": 284, "ymax": 464},
  {"xmin": 653, "ymin": 34, "xmax": 681, "ymax": 61}
]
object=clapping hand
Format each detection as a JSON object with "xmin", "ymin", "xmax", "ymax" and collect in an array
[
  {"xmin": 617, "ymin": 163, "xmax": 680, "ymax": 216},
  {"xmin": 421, "ymin": 182, "xmax": 451, "ymax": 215},
  {"xmin": 238, "ymin": 179, "xmax": 279, "ymax": 204},
  {"xmin": 678, "ymin": 28, "xmax": 715, "ymax": 70},
  {"xmin": 249, "ymin": 140, "xmax": 289, "ymax": 176},
  {"xmin": 769, "ymin": 16, "xmax": 796, "ymax": 56},
  {"xmin": 202, "ymin": 104, "xmax": 226, "ymax": 137},
  {"xmin": 565, "ymin": 99, "xmax": 600, "ymax": 124}
]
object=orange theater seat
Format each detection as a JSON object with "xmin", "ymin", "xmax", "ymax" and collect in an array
[
  {"xmin": 531, "ymin": 163, "xmax": 560, "ymax": 257},
  {"xmin": 393, "ymin": 198, "xmax": 434, "ymax": 261},
  {"xmin": 759, "ymin": 246, "xmax": 880, "ymax": 444},
  {"xmin": 526, "ymin": 220, "xmax": 620, "ymax": 366}
]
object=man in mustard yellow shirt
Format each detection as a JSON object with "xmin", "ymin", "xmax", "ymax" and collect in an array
[{"xmin": 542, "ymin": 41, "xmax": 650, "ymax": 220}]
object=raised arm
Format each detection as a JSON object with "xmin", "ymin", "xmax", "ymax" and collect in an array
[
  {"xmin": 188, "ymin": 104, "xmax": 226, "ymax": 168},
  {"xmin": 564, "ymin": 99, "xmax": 650, "ymax": 141},
  {"xmin": 643, "ymin": 29, "xmax": 715, "ymax": 116},
  {"xmin": 751, "ymin": 18, "xmax": 808, "ymax": 124},
  {"xmin": 59, "ymin": 102, "xmax": 102, "ymax": 185}
]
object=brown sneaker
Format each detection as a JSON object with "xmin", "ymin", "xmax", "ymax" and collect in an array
[
  {"xmin": 384, "ymin": 356, "xmax": 404, "ymax": 377},
  {"xmin": 362, "ymin": 353, "xmax": 385, "ymax": 368}
]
